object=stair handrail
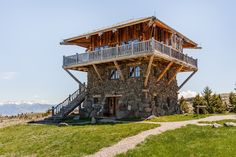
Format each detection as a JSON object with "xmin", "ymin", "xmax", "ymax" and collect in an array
[{"xmin": 52, "ymin": 84, "xmax": 86, "ymax": 116}]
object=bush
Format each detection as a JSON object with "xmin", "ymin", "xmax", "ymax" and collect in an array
[{"xmin": 179, "ymin": 96, "xmax": 190, "ymax": 113}]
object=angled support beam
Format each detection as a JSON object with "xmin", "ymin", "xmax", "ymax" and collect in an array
[
  {"xmin": 144, "ymin": 55, "xmax": 154, "ymax": 87},
  {"xmin": 92, "ymin": 64, "xmax": 102, "ymax": 81},
  {"xmin": 168, "ymin": 65, "xmax": 184, "ymax": 85},
  {"xmin": 157, "ymin": 61, "xmax": 173, "ymax": 82},
  {"xmin": 63, "ymin": 68, "xmax": 84, "ymax": 87},
  {"xmin": 178, "ymin": 70, "xmax": 197, "ymax": 91},
  {"xmin": 114, "ymin": 61, "xmax": 124, "ymax": 81}
]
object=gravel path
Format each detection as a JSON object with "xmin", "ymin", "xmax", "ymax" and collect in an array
[{"xmin": 86, "ymin": 114, "xmax": 236, "ymax": 157}]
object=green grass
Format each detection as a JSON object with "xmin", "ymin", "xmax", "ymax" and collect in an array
[
  {"xmin": 117, "ymin": 125, "xmax": 236, "ymax": 157},
  {"xmin": 146, "ymin": 114, "xmax": 209, "ymax": 122},
  {"xmin": 199, "ymin": 119, "xmax": 236, "ymax": 124},
  {"xmin": 0, "ymin": 123, "xmax": 158, "ymax": 157}
]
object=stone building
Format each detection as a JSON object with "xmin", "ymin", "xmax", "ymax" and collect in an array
[{"xmin": 52, "ymin": 16, "xmax": 199, "ymax": 119}]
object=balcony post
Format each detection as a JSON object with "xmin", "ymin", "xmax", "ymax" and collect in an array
[
  {"xmin": 116, "ymin": 44, "xmax": 119, "ymax": 56},
  {"xmin": 63, "ymin": 56, "xmax": 65, "ymax": 66},
  {"xmin": 101, "ymin": 50, "xmax": 103, "ymax": 60},
  {"xmin": 151, "ymin": 37, "xmax": 155, "ymax": 51},
  {"xmin": 76, "ymin": 53, "xmax": 79, "ymax": 64},
  {"xmin": 131, "ymin": 42, "xmax": 134, "ymax": 55}
]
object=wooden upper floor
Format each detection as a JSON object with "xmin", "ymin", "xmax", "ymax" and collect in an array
[{"xmin": 61, "ymin": 16, "xmax": 198, "ymax": 52}]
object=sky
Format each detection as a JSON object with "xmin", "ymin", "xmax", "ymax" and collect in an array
[{"xmin": 0, "ymin": 0, "xmax": 235, "ymax": 104}]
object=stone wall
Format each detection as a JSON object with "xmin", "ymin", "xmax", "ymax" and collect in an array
[{"xmin": 80, "ymin": 61, "xmax": 180, "ymax": 119}]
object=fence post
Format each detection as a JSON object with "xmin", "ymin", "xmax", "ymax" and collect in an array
[{"xmin": 52, "ymin": 106, "xmax": 54, "ymax": 116}]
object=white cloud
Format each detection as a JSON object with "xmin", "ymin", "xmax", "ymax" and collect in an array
[
  {"xmin": 179, "ymin": 90, "xmax": 198, "ymax": 99},
  {"xmin": 0, "ymin": 72, "xmax": 18, "ymax": 80}
]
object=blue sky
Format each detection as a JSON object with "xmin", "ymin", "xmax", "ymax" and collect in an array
[{"xmin": 0, "ymin": 0, "xmax": 235, "ymax": 104}]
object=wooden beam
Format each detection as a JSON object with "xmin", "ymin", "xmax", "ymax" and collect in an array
[
  {"xmin": 178, "ymin": 70, "xmax": 197, "ymax": 90},
  {"xmin": 114, "ymin": 61, "xmax": 124, "ymax": 81},
  {"xmin": 157, "ymin": 61, "xmax": 173, "ymax": 82},
  {"xmin": 168, "ymin": 65, "xmax": 184, "ymax": 85},
  {"xmin": 144, "ymin": 55, "xmax": 154, "ymax": 87},
  {"xmin": 92, "ymin": 64, "xmax": 102, "ymax": 81},
  {"xmin": 63, "ymin": 68, "xmax": 84, "ymax": 87}
]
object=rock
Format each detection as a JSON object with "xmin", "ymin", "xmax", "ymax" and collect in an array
[
  {"xmin": 212, "ymin": 123, "xmax": 222, "ymax": 128},
  {"xmin": 145, "ymin": 115, "xmax": 157, "ymax": 120},
  {"xmin": 224, "ymin": 122, "xmax": 236, "ymax": 127},
  {"xmin": 58, "ymin": 122, "xmax": 69, "ymax": 127},
  {"xmin": 144, "ymin": 107, "xmax": 152, "ymax": 113},
  {"xmin": 91, "ymin": 117, "xmax": 96, "ymax": 124}
]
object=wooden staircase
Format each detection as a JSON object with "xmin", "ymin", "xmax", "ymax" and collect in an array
[{"xmin": 50, "ymin": 85, "xmax": 87, "ymax": 121}]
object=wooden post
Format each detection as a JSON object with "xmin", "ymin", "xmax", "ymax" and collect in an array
[
  {"xmin": 151, "ymin": 37, "xmax": 155, "ymax": 51},
  {"xmin": 144, "ymin": 55, "xmax": 154, "ymax": 87},
  {"xmin": 92, "ymin": 64, "xmax": 102, "ymax": 81},
  {"xmin": 157, "ymin": 61, "xmax": 173, "ymax": 82},
  {"xmin": 63, "ymin": 56, "xmax": 65, "ymax": 66},
  {"xmin": 76, "ymin": 53, "xmax": 79, "ymax": 64},
  {"xmin": 131, "ymin": 41, "xmax": 134, "ymax": 55},
  {"xmin": 168, "ymin": 65, "xmax": 184, "ymax": 85}
]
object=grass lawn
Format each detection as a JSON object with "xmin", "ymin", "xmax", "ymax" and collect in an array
[
  {"xmin": 146, "ymin": 114, "xmax": 209, "ymax": 122},
  {"xmin": 117, "ymin": 125, "xmax": 236, "ymax": 157},
  {"xmin": 0, "ymin": 123, "xmax": 158, "ymax": 157}
]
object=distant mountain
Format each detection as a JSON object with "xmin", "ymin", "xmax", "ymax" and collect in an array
[{"xmin": 0, "ymin": 103, "xmax": 53, "ymax": 116}]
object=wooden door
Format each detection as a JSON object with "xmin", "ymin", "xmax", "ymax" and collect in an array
[{"xmin": 107, "ymin": 97, "xmax": 118, "ymax": 116}]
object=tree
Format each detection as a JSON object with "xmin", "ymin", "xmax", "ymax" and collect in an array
[
  {"xmin": 202, "ymin": 86, "xmax": 213, "ymax": 107},
  {"xmin": 211, "ymin": 94, "xmax": 226, "ymax": 113},
  {"xmin": 229, "ymin": 92, "xmax": 236, "ymax": 112},
  {"xmin": 192, "ymin": 94, "xmax": 206, "ymax": 113},
  {"xmin": 179, "ymin": 96, "xmax": 190, "ymax": 113}
]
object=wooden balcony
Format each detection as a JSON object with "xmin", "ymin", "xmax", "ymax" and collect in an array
[{"xmin": 63, "ymin": 38, "xmax": 198, "ymax": 71}]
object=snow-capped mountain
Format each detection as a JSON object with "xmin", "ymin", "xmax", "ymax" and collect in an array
[{"xmin": 0, "ymin": 102, "xmax": 53, "ymax": 116}]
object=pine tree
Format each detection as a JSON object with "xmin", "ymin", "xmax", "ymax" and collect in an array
[
  {"xmin": 192, "ymin": 94, "xmax": 206, "ymax": 113},
  {"xmin": 202, "ymin": 86, "xmax": 213, "ymax": 106},
  {"xmin": 202, "ymin": 86, "xmax": 215, "ymax": 113},
  {"xmin": 229, "ymin": 92, "xmax": 236, "ymax": 112},
  {"xmin": 211, "ymin": 94, "xmax": 226, "ymax": 113}
]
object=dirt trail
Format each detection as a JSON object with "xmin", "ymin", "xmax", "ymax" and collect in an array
[{"xmin": 86, "ymin": 115, "xmax": 236, "ymax": 157}]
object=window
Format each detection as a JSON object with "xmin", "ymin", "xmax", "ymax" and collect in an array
[
  {"xmin": 110, "ymin": 69, "xmax": 120, "ymax": 80},
  {"xmin": 129, "ymin": 66, "xmax": 141, "ymax": 78},
  {"xmin": 135, "ymin": 66, "xmax": 140, "ymax": 77}
]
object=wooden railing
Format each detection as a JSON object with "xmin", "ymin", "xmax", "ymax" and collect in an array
[
  {"xmin": 63, "ymin": 38, "xmax": 197, "ymax": 68},
  {"xmin": 52, "ymin": 84, "xmax": 86, "ymax": 116}
]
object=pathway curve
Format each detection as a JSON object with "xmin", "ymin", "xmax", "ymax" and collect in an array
[{"xmin": 86, "ymin": 114, "xmax": 236, "ymax": 157}]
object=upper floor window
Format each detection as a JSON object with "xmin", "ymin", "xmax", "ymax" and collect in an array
[
  {"xmin": 110, "ymin": 69, "xmax": 120, "ymax": 80},
  {"xmin": 129, "ymin": 66, "xmax": 140, "ymax": 78}
]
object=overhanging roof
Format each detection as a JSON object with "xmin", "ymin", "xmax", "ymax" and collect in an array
[{"xmin": 61, "ymin": 16, "xmax": 198, "ymax": 48}]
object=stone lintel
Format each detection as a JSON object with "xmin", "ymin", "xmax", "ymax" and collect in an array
[{"xmin": 105, "ymin": 94, "xmax": 122, "ymax": 97}]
